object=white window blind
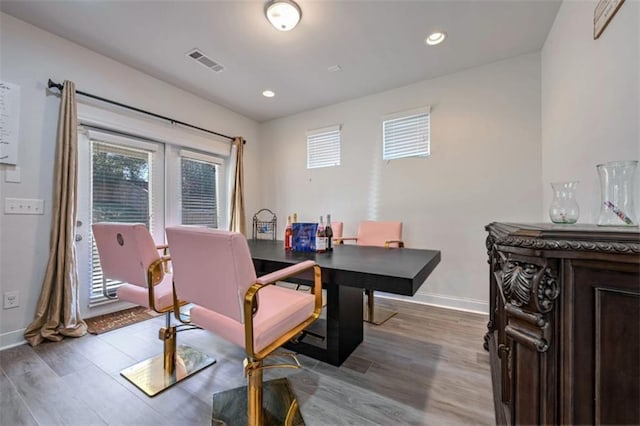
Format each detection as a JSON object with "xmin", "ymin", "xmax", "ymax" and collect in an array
[
  {"xmin": 180, "ymin": 153, "xmax": 220, "ymax": 228},
  {"xmin": 90, "ymin": 141, "xmax": 153, "ymax": 301},
  {"xmin": 307, "ymin": 125, "xmax": 341, "ymax": 169},
  {"xmin": 382, "ymin": 107, "xmax": 430, "ymax": 160}
]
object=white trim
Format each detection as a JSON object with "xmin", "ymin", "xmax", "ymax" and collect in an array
[
  {"xmin": 0, "ymin": 328, "xmax": 27, "ymax": 350},
  {"xmin": 77, "ymin": 102, "xmax": 231, "ymax": 156},
  {"xmin": 84, "ymin": 126, "xmax": 159, "ymax": 152},
  {"xmin": 306, "ymin": 124, "xmax": 341, "ymax": 137},
  {"xmin": 179, "ymin": 149, "xmax": 224, "ymax": 165},
  {"xmin": 377, "ymin": 292, "xmax": 489, "ymax": 315},
  {"xmin": 382, "ymin": 105, "xmax": 431, "ymax": 122}
]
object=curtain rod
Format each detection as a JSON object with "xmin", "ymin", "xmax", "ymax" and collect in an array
[{"xmin": 47, "ymin": 79, "xmax": 245, "ymax": 144}]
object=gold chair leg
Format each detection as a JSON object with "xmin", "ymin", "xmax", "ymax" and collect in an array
[
  {"xmin": 120, "ymin": 314, "xmax": 216, "ymax": 397},
  {"xmin": 211, "ymin": 378, "xmax": 305, "ymax": 426},
  {"xmin": 364, "ymin": 289, "xmax": 397, "ymax": 325},
  {"xmin": 211, "ymin": 359, "xmax": 305, "ymax": 425},
  {"xmin": 246, "ymin": 359, "xmax": 264, "ymax": 426},
  {"xmin": 162, "ymin": 325, "xmax": 177, "ymax": 373}
]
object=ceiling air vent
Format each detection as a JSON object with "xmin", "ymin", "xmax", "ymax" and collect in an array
[{"xmin": 186, "ymin": 49, "xmax": 225, "ymax": 73}]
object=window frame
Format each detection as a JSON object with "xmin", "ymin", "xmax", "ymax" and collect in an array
[
  {"xmin": 382, "ymin": 106, "xmax": 431, "ymax": 161},
  {"xmin": 79, "ymin": 127, "xmax": 166, "ymax": 306},
  {"xmin": 306, "ymin": 124, "xmax": 341, "ymax": 169},
  {"xmin": 178, "ymin": 149, "xmax": 225, "ymax": 228}
]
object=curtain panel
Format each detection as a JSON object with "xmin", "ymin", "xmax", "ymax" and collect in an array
[
  {"xmin": 24, "ymin": 80, "xmax": 87, "ymax": 346},
  {"xmin": 229, "ymin": 136, "xmax": 246, "ymax": 235}
]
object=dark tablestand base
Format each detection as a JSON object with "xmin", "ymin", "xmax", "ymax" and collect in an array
[
  {"xmin": 211, "ymin": 378, "xmax": 304, "ymax": 426},
  {"xmin": 284, "ymin": 282, "xmax": 363, "ymax": 366}
]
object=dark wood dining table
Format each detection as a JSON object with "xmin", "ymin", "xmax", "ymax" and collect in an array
[{"xmin": 247, "ymin": 239, "xmax": 441, "ymax": 366}]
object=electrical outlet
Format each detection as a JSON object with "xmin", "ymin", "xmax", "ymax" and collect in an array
[
  {"xmin": 4, "ymin": 198, "xmax": 44, "ymax": 215},
  {"xmin": 3, "ymin": 291, "xmax": 19, "ymax": 309}
]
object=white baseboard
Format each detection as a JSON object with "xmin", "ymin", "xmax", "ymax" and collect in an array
[
  {"xmin": 0, "ymin": 328, "xmax": 27, "ymax": 351},
  {"xmin": 378, "ymin": 292, "xmax": 489, "ymax": 315}
]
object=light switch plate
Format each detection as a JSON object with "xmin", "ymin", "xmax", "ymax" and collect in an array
[
  {"xmin": 5, "ymin": 166, "xmax": 21, "ymax": 183},
  {"xmin": 4, "ymin": 198, "xmax": 45, "ymax": 215},
  {"xmin": 4, "ymin": 291, "xmax": 19, "ymax": 309}
]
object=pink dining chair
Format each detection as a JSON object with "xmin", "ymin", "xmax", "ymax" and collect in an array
[
  {"xmin": 340, "ymin": 221, "xmax": 404, "ymax": 325},
  {"xmin": 165, "ymin": 226, "xmax": 322, "ymax": 426},
  {"xmin": 330, "ymin": 221, "xmax": 343, "ymax": 242},
  {"xmin": 91, "ymin": 222, "xmax": 215, "ymax": 397}
]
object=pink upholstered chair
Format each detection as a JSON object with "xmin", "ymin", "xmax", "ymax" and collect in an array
[
  {"xmin": 91, "ymin": 222, "xmax": 214, "ymax": 397},
  {"xmin": 166, "ymin": 226, "xmax": 322, "ymax": 426},
  {"xmin": 340, "ymin": 221, "xmax": 404, "ymax": 325},
  {"xmin": 330, "ymin": 221, "xmax": 343, "ymax": 242}
]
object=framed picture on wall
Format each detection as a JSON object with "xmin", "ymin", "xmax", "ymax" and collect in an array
[{"xmin": 594, "ymin": 0, "xmax": 625, "ymax": 39}]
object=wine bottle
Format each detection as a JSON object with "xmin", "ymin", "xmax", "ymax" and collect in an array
[
  {"xmin": 325, "ymin": 214, "xmax": 333, "ymax": 252},
  {"xmin": 316, "ymin": 216, "xmax": 326, "ymax": 253},
  {"xmin": 284, "ymin": 215, "xmax": 292, "ymax": 251},
  {"xmin": 292, "ymin": 212, "xmax": 298, "ymax": 224}
]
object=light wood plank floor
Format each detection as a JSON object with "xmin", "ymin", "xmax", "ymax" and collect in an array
[{"xmin": 0, "ymin": 298, "xmax": 494, "ymax": 426}]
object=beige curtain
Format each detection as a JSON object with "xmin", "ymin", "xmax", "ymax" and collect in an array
[
  {"xmin": 229, "ymin": 136, "xmax": 246, "ymax": 235},
  {"xmin": 24, "ymin": 80, "xmax": 87, "ymax": 346}
]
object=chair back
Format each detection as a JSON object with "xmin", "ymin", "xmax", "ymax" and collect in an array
[
  {"xmin": 166, "ymin": 226, "xmax": 257, "ymax": 323},
  {"xmin": 356, "ymin": 221, "xmax": 403, "ymax": 247},
  {"xmin": 331, "ymin": 221, "xmax": 343, "ymax": 239},
  {"xmin": 92, "ymin": 222, "xmax": 162, "ymax": 288}
]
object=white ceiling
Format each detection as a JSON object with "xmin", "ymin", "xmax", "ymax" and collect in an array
[{"xmin": 1, "ymin": 0, "xmax": 561, "ymax": 123}]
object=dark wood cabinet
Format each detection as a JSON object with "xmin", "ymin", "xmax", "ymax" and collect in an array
[{"xmin": 484, "ymin": 223, "xmax": 640, "ymax": 425}]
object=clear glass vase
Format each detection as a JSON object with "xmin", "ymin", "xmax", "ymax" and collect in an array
[
  {"xmin": 549, "ymin": 181, "xmax": 580, "ymax": 224},
  {"xmin": 597, "ymin": 161, "xmax": 638, "ymax": 226}
]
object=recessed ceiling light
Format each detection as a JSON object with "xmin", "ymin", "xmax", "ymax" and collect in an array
[
  {"xmin": 425, "ymin": 31, "xmax": 447, "ymax": 46},
  {"xmin": 262, "ymin": 90, "xmax": 275, "ymax": 98},
  {"xmin": 328, "ymin": 65, "xmax": 342, "ymax": 73}
]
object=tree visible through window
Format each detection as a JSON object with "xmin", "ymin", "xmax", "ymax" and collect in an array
[
  {"xmin": 91, "ymin": 141, "xmax": 152, "ymax": 299},
  {"xmin": 92, "ymin": 146, "xmax": 150, "ymax": 225}
]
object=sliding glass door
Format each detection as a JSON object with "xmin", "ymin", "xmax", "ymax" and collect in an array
[{"xmin": 77, "ymin": 128, "xmax": 164, "ymax": 309}]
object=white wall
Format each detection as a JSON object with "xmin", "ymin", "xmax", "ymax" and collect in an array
[
  {"xmin": 0, "ymin": 13, "xmax": 261, "ymax": 348},
  {"xmin": 258, "ymin": 53, "xmax": 543, "ymax": 313},
  {"xmin": 541, "ymin": 0, "xmax": 640, "ymax": 222}
]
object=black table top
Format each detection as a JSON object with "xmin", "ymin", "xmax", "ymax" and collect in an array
[{"xmin": 247, "ymin": 239, "xmax": 441, "ymax": 296}]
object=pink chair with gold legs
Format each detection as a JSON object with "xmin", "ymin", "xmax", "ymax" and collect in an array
[
  {"xmin": 166, "ymin": 226, "xmax": 322, "ymax": 426},
  {"xmin": 339, "ymin": 221, "xmax": 404, "ymax": 325},
  {"xmin": 330, "ymin": 221, "xmax": 343, "ymax": 243},
  {"xmin": 92, "ymin": 222, "xmax": 215, "ymax": 397}
]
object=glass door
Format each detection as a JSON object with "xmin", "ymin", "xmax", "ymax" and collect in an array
[{"xmin": 77, "ymin": 128, "xmax": 164, "ymax": 313}]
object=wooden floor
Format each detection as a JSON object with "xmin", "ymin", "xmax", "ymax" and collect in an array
[{"xmin": 0, "ymin": 298, "xmax": 494, "ymax": 425}]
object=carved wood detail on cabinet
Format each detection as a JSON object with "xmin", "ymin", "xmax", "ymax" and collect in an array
[{"xmin": 485, "ymin": 223, "xmax": 640, "ymax": 426}]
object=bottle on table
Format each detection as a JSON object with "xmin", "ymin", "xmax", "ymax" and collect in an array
[
  {"xmin": 325, "ymin": 213, "xmax": 334, "ymax": 252},
  {"xmin": 316, "ymin": 216, "xmax": 326, "ymax": 253},
  {"xmin": 285, "ymin": 215, "xmax": 292, "ymax": 251},
  {"xmin": 292, "ymin": 212, "xmax": 298, "ymax": 224}
]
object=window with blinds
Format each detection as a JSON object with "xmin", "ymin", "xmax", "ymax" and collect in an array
[
  {"xmin": 382, "ymin": 107, "xmax": 430, "ymax": 160},
  {"xmin": 180, "ymin": 155, "xmax": 219, "ymax": 228},
  {"xmin": 307, "ymin": 125, "xmax": 341, "ymax": 169},
  {"xmin": 90, "ymin": 141, "xmax": 152, "ymax": 301}
]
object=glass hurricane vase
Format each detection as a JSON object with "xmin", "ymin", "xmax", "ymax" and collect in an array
[
  {"xmin": 549, "ymin": 181, "xmax": 580, "ymax": 224},
  {"xmin": 597, "ymin": 161, "xmax": 638, "ymax": 226}
]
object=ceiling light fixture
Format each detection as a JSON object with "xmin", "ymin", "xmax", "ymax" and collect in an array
[
  {"xmin": 265, "ymin": 0, "xmax": 301, "ymax": 31},
  {"xmin": 425, "ymin": 31, "xmax": 447, "ymax": 46},
  {"xmin": 262, "ymin": 90, "xmax": 275, "ymax": 98}
]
